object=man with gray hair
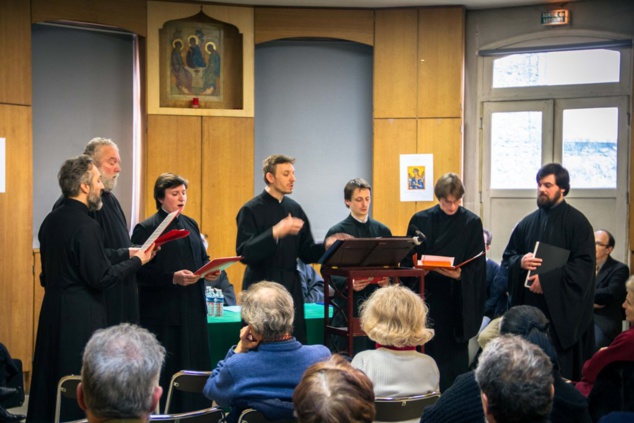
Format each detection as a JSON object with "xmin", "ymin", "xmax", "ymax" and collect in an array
[
  {"xmin": 27, "ymin": 156, "xmax": 154, "ymax": 423},
  {"xmin": 54, "ymin": 138, "xmax": 139, "ymax": 325},
  {"xmin": 78, "ymin": 324, "xmax": 166, "ymax": 422},
  {"xmin": 476, "ymin": 334, "xmax": 555, "ymax": 423},
  {"xmin": 203, "ymin": 281, "xmax": 330, "ymax": 423}
]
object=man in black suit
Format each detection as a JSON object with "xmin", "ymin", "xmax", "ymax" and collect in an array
[{"xmin": 594, "ymin": 229, "xmax": 630, "ymax": 350}]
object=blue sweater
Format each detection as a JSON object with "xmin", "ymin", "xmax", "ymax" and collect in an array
[{"xmin": 203, "ymin": 338, "xmax": 330, "ymax": 422}]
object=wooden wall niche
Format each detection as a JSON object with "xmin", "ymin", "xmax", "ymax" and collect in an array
[
  {"xmin": 148, "ymin": 2, "xmax": 254, "ymax": 117},
  {"xmin": 159, "ymin": 11, "xmax": 243, "ymax": 110}
]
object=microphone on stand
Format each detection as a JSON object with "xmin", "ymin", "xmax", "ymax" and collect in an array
[{"xmin": 409, "ymin": 225, "xmax": 427, "ymax": 246}]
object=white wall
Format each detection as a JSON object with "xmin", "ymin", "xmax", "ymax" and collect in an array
[
  {"xmin": 32, "ymin": 24, "xmax": 135, "ymax": 247},
  {"xmin": 254, "ymin": 40, "xmax": 373, "ymax": 240}
]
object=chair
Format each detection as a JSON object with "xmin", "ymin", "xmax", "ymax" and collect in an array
[
  {"xmin": 150, "ymin": 407, "xmax": 225, "ymax": 423},
  {"xmin": 237, "ymin": 408, "xmax": 297, "ymax": 423},
  {"xmin": 164, "ymin": 370, "xmax": 212, "ymax": 414},
  {"xmin": 374, "ymin": 392, "xmax": 441, "ymax": 422},
  {"xmin": 54, "ymin": 375, "xmax": 83, "ymax": 423}
]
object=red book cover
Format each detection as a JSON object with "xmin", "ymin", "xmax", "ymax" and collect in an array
[
  {"xmin": 154, "ymin": 229, "xmax": 190, "ymax": 247},
  {"xmin": 194, "ymin": 256, "xmax": 243, "ymax": 277}
]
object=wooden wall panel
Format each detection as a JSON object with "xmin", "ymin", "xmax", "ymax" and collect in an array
[
  {"xmin": 0, "ymin": 105, "xmax": 33, "ymax": 371},
  {"xmin": 418, "ymin": 7, "xmax": 465, "ymax": 118},
  {"xmin": 31, "ymin": 0, "xmax": 147, "ymax": 36},
  {"xmin": 373, "ymin": 9, "xmax": 419, "ymax": 119},
  {"xmin": 418, "ymin": 116, "xmax": 464, "ymax": 187},
  {"xmin": 373, "ymin": 118, "xmax": 419, "ymax": 236},
  {"xmin": 0, "ymin": 1, "xmax": 31, "ymax": 106},
  {"xmin": 255, "ymin": 8, "xmax": 374, "ymax": 46},
  {"xmin": 145, "ymin": 115, "xmax": 202, "ymax": 223},
  {"xmin": 201, "ymin": 117, "xmax": 254, "ymax": 295}
]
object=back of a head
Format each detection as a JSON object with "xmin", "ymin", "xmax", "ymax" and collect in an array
[
  {"xmin": 359, "ymin": 285, "xmax": 434, "ymax": 347},
  {"xmin": 500, "ymin": 305, "xmax": 558, "ymax": 368},
  {"xmin": 81, "ymin": 324, "xmax": 166, "ymax": 419},
  {"xmin": 476, "ymin": 334, "xmax": 554, "ymax": 423},
  {"xmin": 239, "ymin": 281, "xmax": 295, "ymax": 341},
  {"xmin": 293, "ymin": 355, "xmax": 375, "ymax": 423}
]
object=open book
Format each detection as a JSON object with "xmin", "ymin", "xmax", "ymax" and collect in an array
[
  {"xmin": 415, "ymin": 250, "xmax": 484, "ymax": 270},
  {"xmin": 194, "ymin": 256, "xmax": 243, "ymax": 277},
  {"xmin": 524, "ymin": 241, "xmax": 570, "ymax": 288}
]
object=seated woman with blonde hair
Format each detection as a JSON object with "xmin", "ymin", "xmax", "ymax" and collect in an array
[{"xmin": 351, "ymin": 285, "xmax": 439, "ymax": 422}]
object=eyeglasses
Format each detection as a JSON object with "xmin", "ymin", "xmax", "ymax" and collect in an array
[{"xmin": 595, "ymin": 242, "xmax": 609, "ymax": 248}]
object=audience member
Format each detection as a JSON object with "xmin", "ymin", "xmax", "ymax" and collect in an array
[
  {"xmin": 326, "ymin": 177, "xmax": 392, "ymax": 354},
  {"xmin": 422, "ymin": 305, "xmax": 591, "ymax": 423},
  {"xmin": 236, "ymin": 154, "xmax": 345, "ymax": 343},
  {"xmin": 475, "ymin": 334, "xmax": 554, "ymax": 423},
  {"xmin": 131, "ymin": 173, "xmax": 220, "ymax": 413},
  {"xmin": 297, "ymin": 259, "xmax": 325, "ymax": 303},
  {"xmin": 0, "ymin": 343, "xmax": 24, "ymax": 422},
  {"xmin": 576, "ymin": 275, "xmax": 634, "ymax": 397},
  {"xmin": 501, "ymin": 163, "xmax": 595, "ymax": 380},
  {"xmin": 593, "ymin": 229, "xmax": 629, "ymax": 350},
  {"xmin": 483, "ymin": 229, "xmax": 506, "ymax": 321},
  {"xmin": 293, "ymin": 354, "xmax": 375, "ymax": 423},
  {"xmin": 405, "ymin": 172, "xmax": 486, "ymax": 391},
  {"xmin": 28, "ymin": 156, "xmax": 154, "ymax": 423},
  {"xmin": 204, "ymin": 271, "xmax": 237, "ymax": 306},
  {"xmin": 352, "ymin": 285, "xmax": 438, "ymax": 423},
  {"xmin": 203, "ymin": 281, "xmax": 330, "ymax": 423},
  {"xmin": 77, "ymin": 324, "xmax": 166, "ymax": 423}
]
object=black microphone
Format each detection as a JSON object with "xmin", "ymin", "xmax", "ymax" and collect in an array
[{"xmin": 409, "ymin": 225, "xmax": 427, "ymax": 246}]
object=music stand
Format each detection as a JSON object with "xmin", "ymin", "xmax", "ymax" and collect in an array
[{"xmin": 320, "ymin": 238, "xmax": 425, "ymax": 357}]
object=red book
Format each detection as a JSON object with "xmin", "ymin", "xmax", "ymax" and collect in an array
[
  {"xmin": 154, "ymin": 229, "xmax": 190, "ymax": 247},
  {"xmin": 415, "ymin": 251, "xmax": 484, "ymax": 270},
  {"xmin": 194, "ymin": 256, "xmax": 243, "ymax": 277}
]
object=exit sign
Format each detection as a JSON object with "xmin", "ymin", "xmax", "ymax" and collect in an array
[{"xmin": 541, "ymin": 9, "xmax": 570, "ymax": 26}]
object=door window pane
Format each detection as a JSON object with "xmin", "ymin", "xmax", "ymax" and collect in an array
[
  {"xmin": 563, "ymin": 107, "xmax": 618, "ymax": 188},
  {"xmin": 491, "ymin": 111, "xmax": 542, "ymax": 189},
  {"xmin": 493, "ymin": 49, "xmax": 620, "ymax": 88}
]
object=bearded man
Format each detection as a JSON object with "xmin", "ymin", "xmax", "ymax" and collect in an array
[
  {"xmin": 27, "ymin": 155, "xmax": 154, "ymax": 423},
  {"xmin": 500, "ymin": 163, "xmax": 595, "ymax": 381}
]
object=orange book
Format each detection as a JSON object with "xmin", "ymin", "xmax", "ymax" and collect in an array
[{"xmin": 416, "ymin": 251, "xmax": 484, "ymax": 270}]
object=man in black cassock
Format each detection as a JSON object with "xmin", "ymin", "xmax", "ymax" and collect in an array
[
  {"xmin": 54, "ymin": 138, "xmax": 139, "ymax": 325},
  {"xmin": 325, "ymin": 178, "xmax": 392, "ymax": 354},
  {"xmin": 501, "ymin": 163, "xmax": 595, "ymax": 381},
  {"xmin": 28, "ymin": 155, "xmax": 153, "ymax": 423},
  {"xmin": 405, "ymin": 172, "xmax": 486, "ymax": 392},
  {"xmin": 236, "ymin": 154, "xmax": 344, "ymax": 344}
]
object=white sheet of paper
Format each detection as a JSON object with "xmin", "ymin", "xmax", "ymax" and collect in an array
[{"xmin": 0, "ymin": 138, "xmax": 5, "ymax": 193}]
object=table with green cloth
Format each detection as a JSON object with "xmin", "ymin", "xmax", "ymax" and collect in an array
[{"xmin": 207, "ymin": 303, "xmax": 331, "ymax": 367}]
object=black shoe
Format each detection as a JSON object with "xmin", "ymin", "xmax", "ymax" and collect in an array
[
  {"xmin": 0, "ymin": 406, "xmax": 25, "ymax": 423},
  {"xmin": 0, "ymin": 389, "xmax": 17, "ymax": 402}
]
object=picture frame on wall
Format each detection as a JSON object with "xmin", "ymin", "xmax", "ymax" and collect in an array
[{"xmin": 400, "ymin": 154, "xmax": 434, "ymax": 202}]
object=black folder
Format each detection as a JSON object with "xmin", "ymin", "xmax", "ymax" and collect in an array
[{"xmin": 319, "ymin": 237, "xmax": 416, "ymax": 268}]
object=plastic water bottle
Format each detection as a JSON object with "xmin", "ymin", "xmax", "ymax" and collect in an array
[
  {"xmin": 215, "ymin": 288, "xmax": 224, "ymax": 317},
  {"xmin": 205, "ymin": 286, "xmax": 214, "ymax": 317}
]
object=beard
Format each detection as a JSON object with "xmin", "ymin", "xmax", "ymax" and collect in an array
[
  {"xmin": 101, "ymin": 173, "xmax": 118, "ymax": 192},
  {"xmin": 537, "ymin": 190, "xmax": 562, "ymax": 209},
  {"xmin": 87, "ymin": 188, "xmax": 103, "ymax": 211}
]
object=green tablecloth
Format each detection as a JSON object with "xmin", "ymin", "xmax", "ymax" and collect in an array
[{"xmin": 207, "ymin": 303, "xmax": 330, "ymax": 367}]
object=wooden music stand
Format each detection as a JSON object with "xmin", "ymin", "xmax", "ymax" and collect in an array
[{"xmin": 320, "ymin": 238, "xmax": 425, "ymax": 357}]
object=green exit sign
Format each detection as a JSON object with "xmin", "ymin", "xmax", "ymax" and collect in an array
[{"xmin": 541, "ymin": 9, "xmax": 570, "ymax": 26}]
